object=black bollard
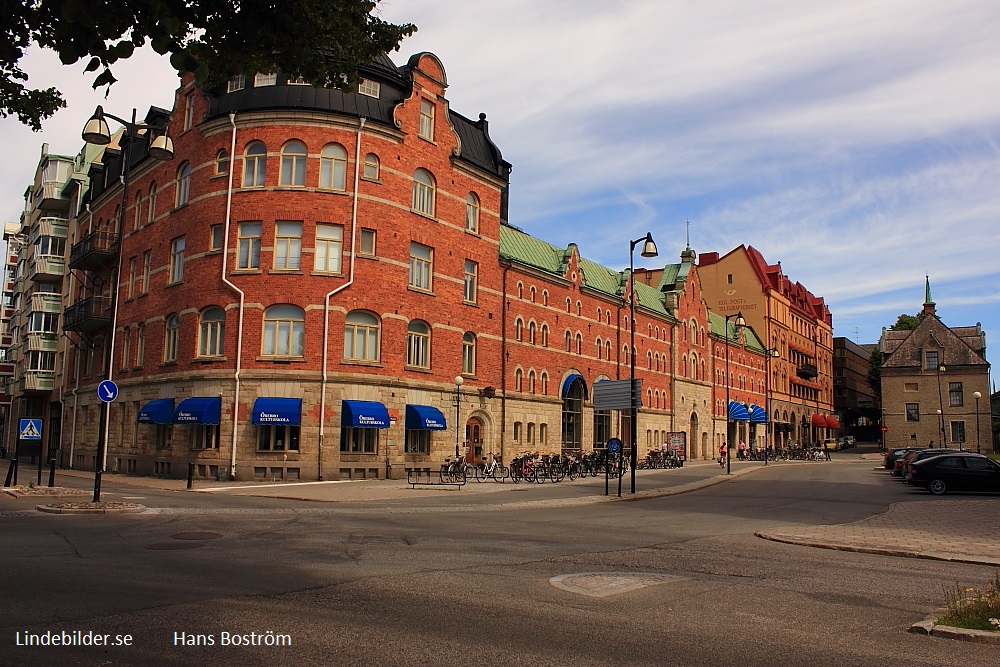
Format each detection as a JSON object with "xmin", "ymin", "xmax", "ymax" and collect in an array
[
  {"xmin": 187, "ymin": 462, "xmax": 195, "ymax": 489},
  {"xmin": 48, "ymin": 459, "xmax": 56, "ymax": 487}
]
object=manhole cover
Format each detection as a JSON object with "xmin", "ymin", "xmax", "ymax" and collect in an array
[
  {"xmin": 145, "ymin": 542, "xmax": 205, "ymax": 550},
  {"xmin": 170, "ymin": 532, "xmax": 223, "ymax": 541},
  {"xmin": 550, "ymin": 572, "xmax": 684, "ymax": 597}
]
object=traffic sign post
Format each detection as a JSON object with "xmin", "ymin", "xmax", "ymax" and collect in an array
[
  {"xmin": 606, "ymin": 438, "xmax": 623, "ymax": 497},
  {"xmin": 98, "ymin": 380, "xmax": 119, "ymax": 403}
]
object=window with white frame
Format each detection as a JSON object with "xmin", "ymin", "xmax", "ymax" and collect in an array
[
  {"xmin": 411, "ymin": 169, "xmax": 435, "ymax": 216},
  {"xmin": 273, "ymin": 221, "xmax": 302, "ymax": 270},
  {"xmin": 254, "ymin": 72, "xmax": 277, "ymax": 86},
  {"xmin": 258, "ymin": 424, "xmax": 300, "ymax": 451},
  {"xmin": 227, "ymin": 75, "xmax": 246, "ymax": 93},
  {"xmin": 169, "ymin": 237, "xmax": 185, "ymax": 283},
  {"xmin": 405, "ymin": 429, "xmax": 430, "ymax": 454},
  {"xmin": 175, "ymin": 162, "xmax": 191, "ymax": 207},
  {"xmin": 418, "ymin": 99, "xmax": 434, "ymax": 140},
  {"xmin": 141, "ymin": 251, "xmax": 151, "ymax": 293},
  {"xmin": 210, "ymin": 224, "xmax": 223, "ymax": 251},
  {"xmin": 406, "ymin": 320, "xmax": 431, "ymax": 369},
  {"xmin": 314, "ymin": 224, "xmax": 343, "ymax": 273},
  {"xmin": 243, "ymin": 141, "xmax": 266, "ymax": 187},
  {"xmin": 216, "ymin": 149, "xmax": 229, "ymax": 175},
  {"xmin": 237, "ymin": 222, "xmax": 261, "ymax": 269},
  {"xmin": 136, "ymin": 323, "xmax": 145, "ymax": 366},
  {"xmin": 408, "ymin": 242, "xmax": 432, "ymax": 290},
  {"xmin": 462, "ymin": 332, "xmax": 476, "ymax": 375},
  {"xmin": 183, "ymin": 92, "xmax": 194, "ymax": 131},
  {"xmin": 319, "ymin": 143, "xmax": 347, "ymax": 190},
  {"xmin": 279, "ymin": 140, "xmax": 307, "ymax": 187},
  {"xmin": 262, "ymin": 304, "xmax": 305, "ymax": 357},
  {"xmin": 340, "ymin": 427, "xmax": 377, "ymax": 453},
  {"xmin": 193, "ymin": 425, "xmax": 219, "ymax": 450},
  {"xmin": 120, "ymin": 327, "xmax": 131, "ymax": 370},
  {"xmin": 133, "ymin": 191, "xmax": 142, "ymax": 230},
  {"xmin": 198, "ymin": 307, "xmax": 225, "ymax": 357},
  {"xmin": 164, "ymin": 314, "xmax": 179, "ymax": 363},
  {"xmin": 359, "ymin": 228, "xmax": 376, "ymax": 256},
  {"xmin": 344, "ymin": 310, "xmax": 380, "ymax": 361},
  {"xmin": 358, "ymin": 79, "xmax": 380, "ymax": 98},
  {"xmin": 466, "ymin": 192, "xmax": 479, "ymax": 232},
  {"xmin": 363, "ymin": 153, "xmax": 379, "ymax": 180},
  {"xmin": 463, "ymin": 260, "xmax": 478, "ymax": 303},
  {"xmin": 147, "ymin": 182, "xmax": 157, "ymax": 223},
  {"xmin": 126, "ymin": 257, "xmax": 136, "ymax": 299},
  {"xmin": 949, "ymin": 382, "xmax": 963, "ymax": 407}
]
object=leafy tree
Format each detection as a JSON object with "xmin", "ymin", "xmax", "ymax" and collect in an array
[
  {"xmin": 2, "ymin": 0, "xmax": 416, "ymax": 130},
  {"xmin": 866, "ymin": 346, "xmax": 882, "ymax": 399},
  {"xmin": 889, "ymin": 313, "xmax": 923, "ymax": 331}
]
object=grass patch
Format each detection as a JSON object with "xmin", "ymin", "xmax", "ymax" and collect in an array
[{"xmin": 939, "ymin": 572, "xmax": 1000, "ymax": 631}]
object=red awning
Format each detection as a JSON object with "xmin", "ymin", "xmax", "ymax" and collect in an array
[
  {"xmin": 810, "ymin": 413, "xmax": 827, "ymax": 428},
  {"xmin": 826, "ymin": 416, "xmax": 841, "ymax": 429}
]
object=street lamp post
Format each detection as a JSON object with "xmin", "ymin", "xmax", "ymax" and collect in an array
[
  {"xmin": 973, "ymin": 391, "xmax": 982, "ymax": 454},
  {"xmin": 453, "ymin": 376, "xmax": 464, "ymax": 460},
  {"xmin": 628, "ymin": 233, "xmax": 657, "ymax": 494},
  {"xmin": 764, "ymin": 347, "xmax": 779, "ymax": 465},
  {"xmin": 81, "ymin": 106, "xmax": 173, "ymax": 502},
  {"xmin": 724, "ymin": 312, "xmax": 746, "ymax": 475},
  {"xmin": 935, "ymin": 364, "xmax": 947, "ymax": 447}
]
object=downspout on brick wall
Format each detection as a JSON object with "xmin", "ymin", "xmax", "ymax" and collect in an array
[{"xmin": 221, "ymin": 113, "xmax": 245, "ymax": 480}]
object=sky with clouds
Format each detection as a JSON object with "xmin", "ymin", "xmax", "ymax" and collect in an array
[{"xmin": 2, "ymin": 0, "xmax": 998, "ymax": 378}]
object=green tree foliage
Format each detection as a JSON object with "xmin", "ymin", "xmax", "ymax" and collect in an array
[
  {"xmin": 2, "ymin": 0, "xmax": 416, "ymax": 130},
  {"xmin": 890, "ymin": 313, "xmax": 923, "ymax": 331},
  {"xmin": 866, "ymin": 346, "xmax": 882, "ymax": 399}
]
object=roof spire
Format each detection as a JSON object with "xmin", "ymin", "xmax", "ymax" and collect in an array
[{"xmin": 922, "ymin": 274, "xmax": 936, "ymax": 316}]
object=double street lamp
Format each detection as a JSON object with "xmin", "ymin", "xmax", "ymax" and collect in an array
[
  {"xmin": 628, "ymin": 232, "xmax": 658, "ymax": 494},
  {"xmin": 724, "ymin": 312, "xmax": 746, "ymax": 475},
  {"xmin": 81, "ymin": 106, "xmax": 174, "ymax": 502}
]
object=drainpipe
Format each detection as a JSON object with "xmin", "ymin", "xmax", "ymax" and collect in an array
[
  {"xmin": 220, "ymin": 113, "xmax": 245, "ymax": 481},
  {"xmin": 500, "ymin": 261, "xmax": 509, "ymax": 462},
  {"xmin": 318, "ymin": 117, "xmax": 365, "ymax": 480}
]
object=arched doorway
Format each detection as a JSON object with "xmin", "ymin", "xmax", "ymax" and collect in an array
[
  {"xmin": 688, "ymin": 412, "xmax": 699, "ymax": 459},
  {"xmin": 561, "ymin": 375, "xmax": 587, "ymax": 453},
  {"xmin": 465, "ymin": 417, "xmax": 484, "ymax": 463}
]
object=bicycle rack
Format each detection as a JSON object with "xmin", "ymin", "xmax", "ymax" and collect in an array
[{"xmin": 406, "ymin": 468, "xmax": 467, "ymax": 489}]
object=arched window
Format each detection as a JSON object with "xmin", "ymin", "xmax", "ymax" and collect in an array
[
  {"xmin": 515, "ymin": 318, "xmax": 524, "ymax": 342},
  {"xmin": 262, "ymin": 304, "xmax": 304, "ymax": 357},
  {"xmin": 540, "ymin": 324, "xmax": 549, "ymax": 347},
  {"xmin": 280, "ymin": 140, "xmax": 307, "ymax": 186},
  {"xmin": 411, "ymin": 168, "xmax": 435, "ymax": 215},
  {"xmin": 344, "ymin": 310, "xmax": 380, "ymax": 361},
  {"xmin": 147, "ymin": 182, "xmax": 157, "ymax": 223},
  {"xmin": 175, "ymin": 162, "xmax": 191, "ymax": 207},
  {"xmin": 565, "ymin": 330, "xmax": 572, "ymax": 352},
  {"xmin": 647, "ymin": 350, "xmax": 653, "ymax": 370},
  {"xmin": 529, "ymin": 286, "xmax": 536, "ymax": 302},
  {"xmin": 164, "ymin": 314, "xmax": 179, "ymax": 363},
  {"xmin": 243, "ymin": 141, "xmax": 267, "ymax": 187},
  {"xmin": 466, "ymin": 192, "xmax": 480, "ymax": 232},
  {"xmin": 596, "ymin": 337, "xmax": 603, "ymax": 360},
  {"xmin": 514, "ymin": 368, "xmax": 523, "ymax": 392},
  {"xmin": 133, "ymin": 191, "xmax": 142, "ymax": 230},
  {"xmin": 320, "ymin": 143, "xmax": 347, "ymax": 190},
  {"xmin": 363, "ymin": 153, "xmax": 380, "ymax": 180},
  {"xmin": 541, "ymin": 372, "xmax": 549, "ymax": 395},
  {"xmin": 542, "ymin": 290, "xmax": 549, "ymax": 306},
  {"xmin": 528, "ymin": 370, "xmax": 536, "ymax": 394},
  {"xmin": 565, "ymin": 298, "xmax": 571, "ymax": 313},
  {"xmin": 216, "ymin": 149, "xmax": 229, "ymax": 175},
  {"xmin": 605, "ymin": 341, "xmax": 612, "ymax": 360},
  {"xmin": 528, "ymin": 321, "xmax": 537, "ymax": 344},
  {"xmin": 198, "ymin": 307, "xmax": 226, "ymax": 357},
  {"xmin": 575, "ymin": 332, "xmax": 582, "ymax": 355},
  {"xmin": 462, "ymin": 332, "xmax": 476, "ymax": 375},
  {"xmin": 406, "ymin": 320, "xmax": 431, "ymax": 369}
]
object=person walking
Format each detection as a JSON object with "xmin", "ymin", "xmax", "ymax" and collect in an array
[
  {"xmin": 737, "ymin": 440, "xmax": 747, "ymax": 461},
  {"xmin": 718, "ymin": 442, "xmax": 728, "ymax": 467}
]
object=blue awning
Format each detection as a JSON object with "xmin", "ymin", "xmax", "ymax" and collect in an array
[
  {"xmin": 748, "ymin": 404, "xmax": 768, "ymax": 423},
  {"xmin": 562, "ymin": 373, "xmax": 587, "ymax": 398},
  {"xmin": 727, "ymin": 401, "xmax": 751, "ymax": 421},
  {"xmin": 137, "ymin": 398, "xmax": 174, "ymax": 424},
  {"xmin": 342, "ymin": 400, "xmax": 390, "ymax": 429},
  {"xmin": 252, "ymin": 398, "xmax": 302, "ymax": 425},
  {"xmin": 174, "ymin": 397, "xmax": 222, "ymax": 425},
  {"xmin": 405, "ymin": 404, "xmax": 447, "ymax": 430}
]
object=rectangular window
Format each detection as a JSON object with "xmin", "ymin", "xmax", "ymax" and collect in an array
[
  {"xmin": 136, "ymin": 324, "xmax": 145, "ymax": 366},
  {"xmin": 948, "ymin": 382, "xmax": 963, "ymax": 407},
  {"xmin": 513, "ymin": 421, "xmax": 522, "ymax": 443},
  {"xmin": 340, "ymin": 427, "xmax": 378, "ymax": 453},
  {"xmin": 193, "ymin": 425, "xmax": 219, "ymax": 450},
  {"xmin": 404, "ymin": 430, "xmax": 429, "ymax": 453},
  {"xmin": 183, "ymin": 93, "xmax": 194, "ymax": 131},
  {"xmin": 210, "ymin": 224, "xmax": 224, "ymax": 251},
  {"xmin": 169, "ymin": 237, "xmax": 185, "ymax": 283},
  {"xmin": 254, "ymin": 72, "xmax": 277, "ymax": 87},
  {"xmin": 950, "ymin": 421, "xmax": 965, "ymax": 445},
  {"xmin": 238, "ymin": 222, "xmax": 262, "ymax": 269},
  {"xmin": 141, "ymin": 251, "xmax": 151, "ymax": 294},
  {"xmin": 359, "ymin": 228, "xmax": 376, "ymax": 256},
  {"xmin": 120, "ymin": 328, "xmax": 130, "ymax": 370},
  {"xmin": 227, "ymin": 75, "xmax": 246, "ymax": 93},
  {"xmin": 905, "ymin": 403, "xmax": 920, "ymax": 422},
  {"xmin": 408, "ymin": 242, "xmax": 432, "ymax": 290},
  {"xmin": 314, "ymin": 224, "xmax": 343, "ymax": 273},
  {"xmin": 273, "ymin": 221, "xmax": 302, "ymax": 270},
  {"xmin": 258, "ymin": 424, "xmax": 300, "ymax": 451},
  {"xmin": 925, "ymin": 350, "xmax": 939, "ymax": 369},
  {"xmin": 127, "ymin": 257, "xmax": 136, "ymax": 299},
  {"xmin": 463, "ymin": 260, "xmax": 478, "ymax": 303},
  {"xmin": 358, "ymin": 79, "xmax": 380, "ymax": 98},
  {"xmin": 419, "ymin": 99, "xmax": 435, "ymax": 140}
]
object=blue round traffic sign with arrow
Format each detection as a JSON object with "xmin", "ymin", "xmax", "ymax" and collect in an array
[
  {"xmin": 606, "ymin": 438, "xmax": 622, "ymax": 453},
  {"xmin": 98, "ymin": 380, "xmax": 119, "ymax": 403}
]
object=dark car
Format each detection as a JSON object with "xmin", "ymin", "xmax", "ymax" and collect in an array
[
  {"xmin": 884, "ymin": 447, "xmax": 918, "ymax": 470},
  {"xmin": 894, "ymin": 448, "xmax": 962, "ymax": 478},
  {"xmin": 905, "ymin": 452, "xmax": 1000, "ymax": 495}
]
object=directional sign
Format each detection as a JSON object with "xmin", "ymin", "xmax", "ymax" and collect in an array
[
  {"xmin": 98, "ymin": 380, "xmax": 119, "ymax": 403},
  {"xmin": 606, "ymin": 438, "xmax": 622, "ymax": 454},
  {"xmin": 19, "ymin": 419, "xmax": 42, "ymax": 440}
]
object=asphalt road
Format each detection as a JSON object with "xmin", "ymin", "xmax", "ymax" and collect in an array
[{"xmin": 2, "ymin": 455, "xmax": 997, "ymax": 666}]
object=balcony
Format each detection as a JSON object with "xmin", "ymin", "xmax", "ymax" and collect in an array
[
  {"xmin": 64, "ymin": 296, "xmax": 112, "ymax": 333},
  {"xmin": 34, "ymin": 181, "xmax": 70, "ymax": 212},
  {"xmin": 69, "ymin": 230, "xmax": 119, "ymax": 271},
  {"xmin": 29, "ymin": 292, "xmax": 63, "ymax": 314},
  {"xmin": 797, "ymin": 363, "xmax": 818, "ymax": 379},
  {"xmin": 30, "ymin": 254, "xmax": 66, "ymax": 282},
  {"xmin": 24, "ymin": 332, "xmax": 59, "ymax": 352},
  {"xmin": 20, "ymin": 371, "xmax": 56, "ymax": 393}
]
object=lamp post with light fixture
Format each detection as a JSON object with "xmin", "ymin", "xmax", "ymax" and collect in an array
[
  {"xmin": 628, "ymin": 233, "xmax": 657, "ymax": 494},
  {"xmin": 453, "ymin": 376, "xmax": 464, "ymax": 461},
  {"xmin": 764, "ymin": 346, "xmax": 779, "ymax": 465},
  {"xmin": 724, "ymin": 312, "xmax": 746, "ymax": 475},
  {"xmin": 973, "ymin": 391, "xmax": 982, "ymax": 454},
  {"xmin": 935, "ymin": 364, "xmax": 947, "ymax": 447},
  {"xmin": 80, "ymin": 106, "xmax": 174, "ymax": 502}
]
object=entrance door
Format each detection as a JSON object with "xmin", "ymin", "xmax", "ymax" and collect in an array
[{"xmin": 465, "ymin": 418, "xmax": 483, "ymax": 463}]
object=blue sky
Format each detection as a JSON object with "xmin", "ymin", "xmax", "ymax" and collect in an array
[{"xmin": 2, "ymin": 0, "xmax": 998, "ymax": 381}]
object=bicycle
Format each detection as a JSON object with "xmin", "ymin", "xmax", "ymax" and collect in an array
[
  {"xmin": 475, "ymin": 453, "xmax": 508, "ymax": 483},
  {"xmin": 509, "ymin": 452, "xmax": 537, "ymax": 483},
  {"xmin": 438, "ymin": 456, "xmax": 468, "ymax": 484}
]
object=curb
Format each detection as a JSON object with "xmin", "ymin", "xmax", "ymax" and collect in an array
[
  {"xmin": 753, "ymin": 532, "xmax": 1000, "ymax": 567},
  {"xmin": 35, "ymin": 503, "xmax": 147, "ymax": 515},
  {"xmin": 909, "ymin": 611, "xmax": 1000, "ymax": 644}
]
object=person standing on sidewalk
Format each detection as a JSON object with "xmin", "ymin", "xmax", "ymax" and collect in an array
[{"xmin": 719, "ymin": 442, "xmax": 728, "ymax": 466}]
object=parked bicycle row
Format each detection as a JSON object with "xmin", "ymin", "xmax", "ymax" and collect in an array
[{"xmin": 439, "ymin": 450, "xmax": 643, "ymax": 485}]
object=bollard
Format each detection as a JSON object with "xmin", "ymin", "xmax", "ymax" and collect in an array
[
  {"xmin": 48, "ymin": 459, "xmax": 56, "ymax": 487},
  {"xmin": 187, "ymin": 462, "xmax": 195, "ymax": 489}
]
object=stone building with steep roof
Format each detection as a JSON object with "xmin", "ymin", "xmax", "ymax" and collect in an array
[{"xmin": 880, "ymin": 279, "xmax": 991, "ymax": 452}]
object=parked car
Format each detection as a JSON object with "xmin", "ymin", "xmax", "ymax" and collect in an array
[
  {"xmin": 821, "ymin": 438, "xmax": 840, "ymax": 452},
  {"xmin": 905, "ymin": 452, "xmax": 1000, "ymax": 495},
  {"xmin": 844, "ymin": 436, "xmax": 856, "ymax": 448},
  {"xmin": 883, "ymin": 447, "xmax": 918, "ymax": 470},
  {"xmin": 893, "ymin": 448, "xmax": 962, "ymax": 478}
]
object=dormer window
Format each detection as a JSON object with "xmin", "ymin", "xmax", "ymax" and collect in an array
[
  {"xmin": 359, "ymin": 79, "xmax": 380, "ymax": 98},
  {"xmin": 254, "ymin": 72, "xmax": 277, "ymax": 87},
  {"xmin": 925, "ymin": 350, "xmax": 939, "ymax": 370},
  {"xmin": 227, "ymin": 75, "xmax": 246, "ymax": 93},
  {"xmin": 418, "ymin": 99, "xmax": 434, "ymax": 141}
]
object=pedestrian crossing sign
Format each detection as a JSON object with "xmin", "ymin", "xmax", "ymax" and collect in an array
[{"xmin": 19, "ymin": 419, "xmax": 42, "ymax": 440}]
